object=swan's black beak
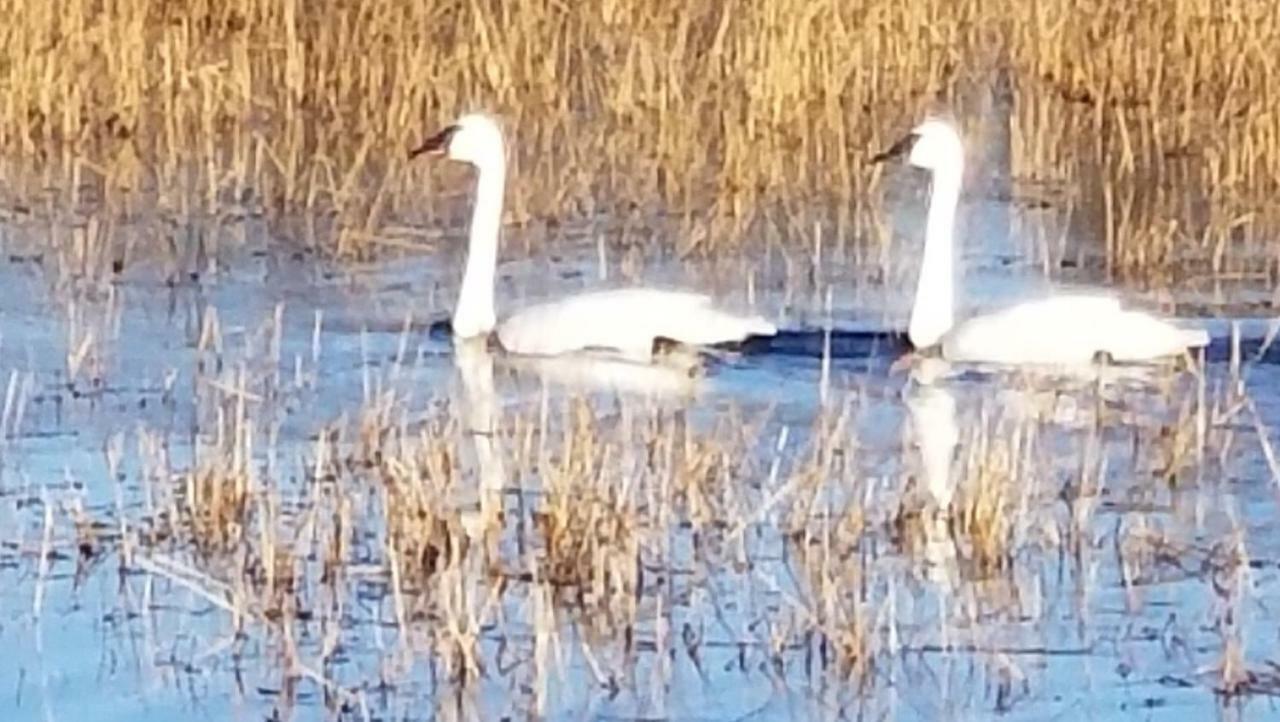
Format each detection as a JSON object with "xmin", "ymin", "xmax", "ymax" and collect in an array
[
  {"xmin": 870, "ymin": 132, "xmax": 917, "ymax": 163},
  {"xmin": 408, "ymin": 125, "xmax": 459, "ymax": 160}
]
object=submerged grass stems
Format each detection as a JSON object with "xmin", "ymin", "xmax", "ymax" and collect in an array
[
  {"xmin": 0, "ymin": 1, "xmax": 1273, "ymax": 280},
  {"xmin": 0, "ymin": 308, "xmax": 1269, "ymax": 717}
]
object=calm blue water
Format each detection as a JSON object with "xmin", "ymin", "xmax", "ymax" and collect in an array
[{"xmin": 0, "ymin": 216, "xmax": 1276, "ymax": 722}]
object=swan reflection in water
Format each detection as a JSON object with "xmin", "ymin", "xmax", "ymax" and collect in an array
[
  {"xmin": 450, "ymin": 338, "xmax": 707, "ymax": 538},
  {"xmin": 904, "ymin": 360, "xmax": 961, "ymax": 583},
  {"xmin": 497, "ymin": 346, "xmax": 704, "ymax": 399},
  {"xmin": 452, "ymin": 338, "xmax": 508, "ymax": 541}
]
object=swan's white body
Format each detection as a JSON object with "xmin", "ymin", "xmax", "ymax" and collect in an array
[
  {"xmin": 901, "ymin": 119, "xmax": 1208, "ymax": 365},
  {"xmin": 416, "ymin": 113, "xmax": 775, "ymax": 357},
  {"xmin": 496, "ymin": 288, "xmax": 773, "ymax": 359}
]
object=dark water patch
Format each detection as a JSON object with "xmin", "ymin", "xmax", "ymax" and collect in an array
[{"xmin": 736, "ymin": 328, "xmax": 911, "ymax": 360}]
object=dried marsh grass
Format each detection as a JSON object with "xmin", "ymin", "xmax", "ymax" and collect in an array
[
  {"xmin": 0, "ymin": 0, "xmax": 1274, "ymax": 278},
  {"xmin": 3, "ymin": 344, "xmax": 1264, "ymax": 718}
]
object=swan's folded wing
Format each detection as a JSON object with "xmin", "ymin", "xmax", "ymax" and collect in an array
[
  {"xmin": 496, "ymin": 288, "xmax": 775, "ymax": 357},
  {"xmin": 945, "ymin": 293, "xmax": 1205, "ymax": 364},
  {"xmin": 1099, "ymin": 311, "xmax": 1209, "ymax": 361},
  {"xmin": 944, "ymin": 293, "xmax": 1120, "ymax": 364},
  {"xmin": 1059, "ymin": 294, "xmax": 1208, "ymax": 360}
]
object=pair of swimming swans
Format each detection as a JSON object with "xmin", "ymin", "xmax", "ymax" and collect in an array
[{"xmin": 412, "ymin": 113, "xmax": 1208, "ymax": 367}]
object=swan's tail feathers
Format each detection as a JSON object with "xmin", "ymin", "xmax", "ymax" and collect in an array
[
  {"xmin": 742, "ymin": 315, "xmax": 779, "ymax": 339},
  {"xmin": 1182, "ymin": 327, "xmax": 1211, "ymax": 349},
  {"xmin": 663, "ymin": 302, "xmax": 778, "ymax": 346},
  {"xmin": 711, "ymin": 311, "xmax": 777, "ymax": 343},
  {"xmin": 1104, "ymin": 313, "xmax": 1212, "ymax": 362}
]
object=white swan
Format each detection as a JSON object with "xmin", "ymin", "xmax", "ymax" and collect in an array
[
  {"xmin": 880, "ymin": 118, "xmax": 1209, "ymax": 365},
  {"xmin": 410, "ymin": 113, "xmax": 776, "ymax": 359}
]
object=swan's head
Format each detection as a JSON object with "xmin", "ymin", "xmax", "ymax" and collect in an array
[
  {"xmin": 409, "ymin": 113, "xmax": 506, "ymax": 169},
  {"xmin": 906, "ymin": 118, "xmax": 964, "ymax": 173},
  {"xmin": 872, "ymin": 117, "xmax": 964, "ymax": 176}
]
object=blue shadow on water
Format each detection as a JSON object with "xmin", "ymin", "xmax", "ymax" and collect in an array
[{"xmin": 734, "ymin": 328, "xmax": 911, "ymax": 359}]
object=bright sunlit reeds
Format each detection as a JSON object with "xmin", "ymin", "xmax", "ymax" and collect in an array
[{"xmin": 0, "ymin": 1, "xmax": 1276, "ymax": 279}]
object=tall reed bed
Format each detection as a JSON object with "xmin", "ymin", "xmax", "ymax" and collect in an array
[{"xmin": 0, "ymin": 0, "xmax": 1276, "ymax": 278}]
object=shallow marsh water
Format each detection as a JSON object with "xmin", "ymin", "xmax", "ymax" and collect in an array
[{"xmin": 0, "ymin": 207, "xmax": 1277, "ymax": 722}]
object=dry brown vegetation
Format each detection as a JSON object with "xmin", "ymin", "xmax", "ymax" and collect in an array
[
  {"xmin": 2, "ymin": 302, "xmax": 1267, "ymax": 718},
  {"xmin": 0, "ymin": 0, "xmax": 1276, "ymax": 278},
  {"xmin": 2, "ymin": 1, "xmax": 1279, "ymax": 716}
]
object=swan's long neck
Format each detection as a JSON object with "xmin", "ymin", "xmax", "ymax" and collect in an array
[
  {"xmin": 453, "ymin": 155, "xmax": 505, "ymax": 338},
  {"xmin": 909, "ymin": 166, "xmax": 962, "ymax": 350}
]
